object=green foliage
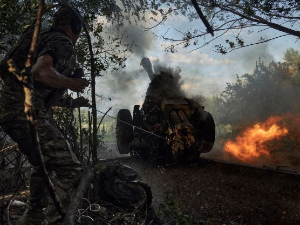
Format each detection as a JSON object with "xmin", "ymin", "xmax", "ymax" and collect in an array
[
  {"xmin": 157, "ymin": 195, "xmax": 191, "ymax": 225},
  {"xmin": 206, "ymin": 48, "xmax": 300, "ymax": 138},
  {"xmin": 101, "ymin": 125, "xmax": 106, "ymax": 136},
  {"xmin": 0, "ymin": 0, "xmax": 37, "ymax": 56},
  {"xmin": 284, "ymin": 48, "xmax": 300, "ymax": 74},
  {"xmin": 284, "ymin": 48, "xmax": 300, "ymax": 66},
  {"xmin": 283, "ymin": 48, "xmax": 300, "ymax": 86},
  {"xmin": 52, "ymin": 105, "xmax": 85, "ymax": 158},
  {"xmin": 0, "ymin": 0, "xmax": 138, "ymax": 72},
  {"xmin": 202, "ymin": 95, "xmax": 225, "ymax": 125},
  {"xmin": 222, "ymin": 60, "xmax": 290, "ymax": 125}
]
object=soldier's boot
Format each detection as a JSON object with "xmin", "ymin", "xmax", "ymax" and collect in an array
[
  {"xmin": 41, "ymin": 203, "xmax": 64, "ymax": 225},
  {"xmin": 42, "ymin": 179, "xmax": 75, "ymax": 225},
  {"xmin": 41, "ymin": 215, "xmax": 63, "ymax": 225},
  {"xmin": 16, "ymin": 179, "xmax": 48, "ymax": 225},
  {"xmin": 17, "ymin": 171, "xmax": 48, "ymax": 225},
  {"xmin": 16, "ymin": 208, "xmax": 46, "ymax": 225}
]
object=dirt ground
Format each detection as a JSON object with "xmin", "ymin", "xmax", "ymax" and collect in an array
[
  {"xmin": 99, "ymin": 142, "xmax": 300, "ymax": 225},
  {"xmin": 2, "ymin": 142, "xmax": 300, "ymax": 225}
]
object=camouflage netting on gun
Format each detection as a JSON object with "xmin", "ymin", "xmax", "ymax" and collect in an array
[
  {"xmin": 138, "ymin": 70, "xmax": 215, "ymax": 163},
  {"xmin": 142, "ymin": 71, "xmax": 186, "ymax": 111}
]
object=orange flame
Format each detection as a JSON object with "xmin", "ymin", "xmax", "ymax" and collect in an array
[{"xmin": 224, "ymin": 116, "xmax": 288, "ymax": 162}]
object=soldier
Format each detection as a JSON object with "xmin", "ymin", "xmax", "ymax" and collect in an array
[{"xmin": 0, "ymin": 6, "xmax": 89, "ymax": 225}]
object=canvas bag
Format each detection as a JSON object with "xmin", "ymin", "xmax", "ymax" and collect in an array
[{"xmin": 96, "ymin": 162, "xmax": 152, "ymax": 208}]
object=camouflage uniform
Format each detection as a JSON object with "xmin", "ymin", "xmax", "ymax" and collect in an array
[{"xmin": 0, "ymin": 25, "xmax": 83, "ymax": 223}]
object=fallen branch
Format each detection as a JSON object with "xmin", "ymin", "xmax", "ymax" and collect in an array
[{"xmin": 63, "ymin": 167, "xmax": 94, "ymax": 225}]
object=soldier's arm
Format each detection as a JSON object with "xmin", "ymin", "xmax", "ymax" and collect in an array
[
  {"xmin": 32, "ymin": 53, "xmax": 88, "ymax": 92},
  {"xmin": 53, "ymin": 96, "xmax": 90, "ymax": 108}
]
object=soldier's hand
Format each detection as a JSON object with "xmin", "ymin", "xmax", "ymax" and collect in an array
[
  {"xmin": 69, "ymin": 78, "xmax": 89, "ymax": 92},
  {"xmin": 72, "ymin": 96, "xmax": 90, "ymax": 108}
]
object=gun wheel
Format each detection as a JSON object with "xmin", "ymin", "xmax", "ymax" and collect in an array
[
  {"xmin": 116, "ymin": 109, "xmax": 134, "ymax": 154},
  {"xmin": 195, "ymin": 111, "xmax": 215, "ymax": 153}
]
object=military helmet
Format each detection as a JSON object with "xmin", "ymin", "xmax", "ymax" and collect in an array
[{"xmin": 53, "ymin": 6, "xmax": 83, "ymax": 34}]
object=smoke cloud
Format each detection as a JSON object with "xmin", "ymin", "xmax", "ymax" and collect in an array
[
  {"xmin": 144, "ymin": 61, "xmax": 186, "ymax": 99},
  {"xmin": 230, "ymin": 37, "xmax": 275, "ymax": 73},
  {"xmin": 109, "ymin": 23, "xmax": 155, "ymax": 58},
  {"xmin": 99, "ymin": 60, "xmax": 190, "ymax": 116},
  {"xmin": 99, "ymin": 68, "xmax": 149, "ymax": 115}
]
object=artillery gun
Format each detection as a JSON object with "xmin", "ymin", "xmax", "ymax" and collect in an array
[{"xmin": 116, "ymin": 67, "xmax": 215, "ymax": 164}]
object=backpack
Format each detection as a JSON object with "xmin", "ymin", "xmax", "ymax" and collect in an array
[
  {"xmin": 0, "ymin": 22, "xmax": 36, "ymax": 80},
  {"xmin": 96, "ymin": 162, "xmax": 152, "ymax": 209}
]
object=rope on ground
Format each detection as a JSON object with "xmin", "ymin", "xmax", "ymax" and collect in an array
[{"xmin": 77, "ymin": 198, "xmax": 101, "ymax": 223}]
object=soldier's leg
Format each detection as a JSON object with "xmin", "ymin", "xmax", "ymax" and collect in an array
[
  {"xmin": 15, "ymin": 167, "xmax": 49, "ymax": 225},
  {"xmin": 0, "ymin": 118, "xmax": 48, "ymax": 225},
  {"xmin": 1, "ymin": 116, "xmax": 83, "ymax": 224},
  {"xmin": 1, "ymin": 117, "xmax": 41, "ymax": 166},
  {"xmin": 37, "ymin": 118, "xmax": 83, "ymax": 223}
]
